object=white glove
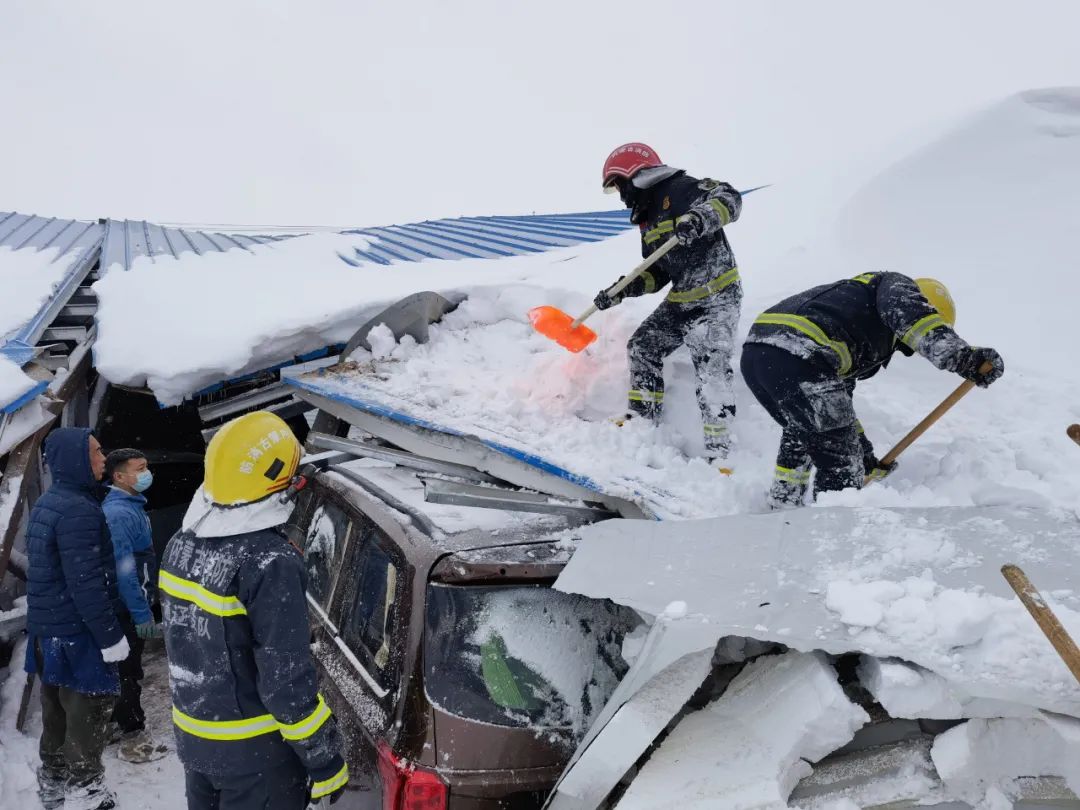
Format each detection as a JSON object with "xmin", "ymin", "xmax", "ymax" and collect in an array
[{"xmin": 101, "ymin": 636, "xmax": 131, "ymax": 663}]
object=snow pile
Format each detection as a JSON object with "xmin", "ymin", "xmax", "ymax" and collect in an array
[
  {"xmin": 0, "ymin": 639, "xmax": 47, "ymax": 805},
  {"xmin": 0, "ymin": 245, "xmax": 67, "ymax": 342},
  {"xmin": 615, "ymin": 651, "xmax": 868, "ymax": 809},
  {"xmin": 0, "ymin": 355, "xmax": 38, "ymax": 411},
  {"xmin": 931, "ymin": 714, "xmax": 1080, "ymax": 805},
  {"xmin": 830, "ymin": 88, "xmax": 1080, "ymax": 375}
]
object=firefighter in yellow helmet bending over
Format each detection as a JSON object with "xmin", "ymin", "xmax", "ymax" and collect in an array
[
  {"xmin": 741, "ymin": 273, "xmax": 1004, "ymax": 508},
  {"xmin": 160, "ymin": 412, "xmax": 348, "ymax": 809}
]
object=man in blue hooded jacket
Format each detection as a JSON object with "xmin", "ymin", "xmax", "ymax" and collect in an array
[
  {"xmin": 25, "ymin": 428, "xmax": 130, "ymax": 810},
  {"xmin": 103, "ymin": 448, "xmax": 167, "ymax": 764}
]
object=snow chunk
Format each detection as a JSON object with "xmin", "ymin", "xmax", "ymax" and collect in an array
[
  {"xmin": 0, "ymin": 355, "xmax": 38, "ymax": 410},
  {"xmin": 615, "ymin": 651, "xmax": 868, "ymax": 810},
  {"xmin": 931, "ymin": 714, "xmax": 1080, "ymax": 805},
  {"xmin": 858, "ymin": 657, "xmax": 963, "ymax": 719}
]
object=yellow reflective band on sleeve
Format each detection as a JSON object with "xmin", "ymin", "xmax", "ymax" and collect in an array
[
  {"xmin": 901, "ymin": 314, "xmax": 947, "ymax": 349},
  {"xmin": 852, "ymin": 273, "xmax": 877, "ymax": 284},
  {"xmin": 774, "ymin": 465, "xmax": 811, "ymax": 485},
  {"xmin": 628, "ymin": 390, "xmax": 664, "ymax": 403},
  {"xmin": 855, "ymin": 420, "xmax": 865, "ymax": 435},
  {"xmin": 159, "ymin": 570, "xmax": 247, "ymax": 617},
  {"xmin": 310, "ymin": 763, "xmax": 349, "ymax": 799},
  {"xmin": 641, "ymin": 270, "xmax": 657, "ymax": 294},
  {"xmin": 708, "ymin": 198, "xmax": 732, "ymax": 226},
  {"xmin": 666, "ymin": 267, "xmax": 740, "ymax": 304},
  {"xmin": 643, "ymin": 220, "xmax": 675, "ymax": 245},
  {"xmin": 172, "ymin": 706, "xmax": 278, "ymax": 741},
  {"xmin": 753, "ymin": 313, "xmax": 853, "ymax": 376},
  {"xmin": 703, "ymin": 424, "xmax": 728, "ymax": 436},
  {"xmin": 278, "ymin": 694, "xmax": 333, "ymax": 742}
]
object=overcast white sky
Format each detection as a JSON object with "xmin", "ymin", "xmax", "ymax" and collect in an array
[{"xmin": 2, "ymin": 1, "xmax": 1078, "ymax": 226}]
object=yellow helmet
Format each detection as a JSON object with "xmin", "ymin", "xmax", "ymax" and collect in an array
[
  {"xmin": 204, "ymin": 411, "xmax": 301, "ymax": 506},
  {"xmin": 915, "ymin": 277, "xmax": 956, "ymax": 327}
]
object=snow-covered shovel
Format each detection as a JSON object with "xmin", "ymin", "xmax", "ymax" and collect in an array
[
  {"xmin": 1068, "ymin": 423, "xmax": 1080, "ymax": 447},
  {"xmin": 1002, "ymin": 564, "xmax": 1080, "ymax": 687},
  {"xmin": 528, "ymin": 236, "xmax": 680, "ymax": 353},
  {"xmin": 864, "ymin": 361, "xmax": 994, "ymax": 486}
]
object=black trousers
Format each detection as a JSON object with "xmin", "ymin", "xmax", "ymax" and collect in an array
[
  {"xmin": 740, "ymin": 343, "xmax": 864, "ymax": 504},
  {"xmin": 184, "ymin": 756, "xmax": 308, "ymax": 810},
  {"xmin": 111, "ymin": 615, "xmax": 145, "ymax": 733}
]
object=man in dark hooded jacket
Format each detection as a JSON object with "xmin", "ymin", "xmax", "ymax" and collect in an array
[{"xmin": 25, "ymin": 428, "xmax": 130, "ymax": 810}]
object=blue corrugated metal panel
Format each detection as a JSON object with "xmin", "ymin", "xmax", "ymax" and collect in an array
[
  {"xmin": 0, "ymin": 212, "xmax": 105, "ymax": 369},
  {"xmin": 100, "ymin": 219, "xmax": 297, "ymax": 274}
]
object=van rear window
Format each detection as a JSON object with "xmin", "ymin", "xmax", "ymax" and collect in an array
[{"xmin": 424, "ymin": 583, "xmax": 640, "ymax": 735}]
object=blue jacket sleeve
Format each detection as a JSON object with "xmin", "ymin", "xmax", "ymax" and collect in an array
[
  {"xmin": 56, "ymin": 507, "xmax": 124, "ymax": 650},
  {"xmin": 237, "ymin": 547, "xmax": 347, "ymax": 792},
  {"xmin": 105, "ymin": 510, "xmax": 154, "ymax": 624}
]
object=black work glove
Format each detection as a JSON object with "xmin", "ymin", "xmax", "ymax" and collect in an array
[
  {"xmin": 674, "ymin": 210, "xmax": 707, "ymax": 245},
  {"xmin": 866, "ymin": 458, "xmax": 898, "ymax": 483},
  {"xmin": 955, "ymin": 346, "xmax": 1004, "ymax": 388},
  {"xmin": 594, "ymin": 280, "xmax": 624, "ymax": 311}
]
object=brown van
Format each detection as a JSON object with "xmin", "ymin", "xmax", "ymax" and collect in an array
[{"xmin": 290, "ymin": 455, "xmax": 640, "ymax": 810}]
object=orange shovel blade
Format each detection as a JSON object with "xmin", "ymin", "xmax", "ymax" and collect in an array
[{"xmin": 527, "ymin": 305, "xmax": 598, "ymax": 353}]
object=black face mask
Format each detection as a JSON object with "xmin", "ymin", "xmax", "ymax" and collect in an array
[{"xmin": 616, "ymin": 179, "xmax": 649, "ymax": 224}]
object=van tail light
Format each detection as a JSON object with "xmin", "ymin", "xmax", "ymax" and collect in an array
[{"xmin": 377, "ymin": 740, "xmax": 448, "ymax": 810}]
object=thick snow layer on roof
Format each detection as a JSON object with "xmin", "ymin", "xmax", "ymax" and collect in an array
[
  {"xmin": 555, "ymin": 506, "xmax": 1080, "ymax": 717},
  {"xmin": 0, "ymin": 245, "xmax": 66, "ymax": 342}
]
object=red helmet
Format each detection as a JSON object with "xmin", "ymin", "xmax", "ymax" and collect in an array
[{"xmin": 602, "ymin": 142, "xmax": 663, "ymax": 189}]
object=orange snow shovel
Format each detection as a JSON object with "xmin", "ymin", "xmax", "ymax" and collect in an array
[
  {"xmin": 865, "ymin": 361, "xmax": 994, "ymax": 486},
  {"xmin": 528, "ymin": 236, "xmax": 680, "ymax": 353}
]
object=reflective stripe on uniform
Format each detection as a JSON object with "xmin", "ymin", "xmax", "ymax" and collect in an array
[
  {"xmin": 641, "ymin": 270, "xmax": 658, "ymax": 294},
  {"xmin": 708, "ymin": 198, "xmax": 732, "ymax": 226},
  {"xmin": 174, "ymin": 693, "xmax": 335, "ymax": 743},
  {"xmin": 311, "ymin": 763, "xmax": 349, "ymax": 799},
  {"xmin": 774, "ymin": 465, "xmax": 811, "ymax": 485},
  {"xmin": 278, "ymin": 694, "xmax": 333, "ymax": 741},
  {"xmin": 753, "ymin": 313, "xmax": 853, "ymax": 376},
  {"xmin": 643, "ymin": 219, "xmax": 675, "ymax": 245},
  {"xmin": 901, "ymin": 313, "xmax": 947, "ymax": 349},
  {"xmin": 628, "ymin": 390, "xmax": 664, "ymax": 403},
  {"xmin": 703, "ymin": 424, "xmax": 728, "ymax": 437},
  {"xmin": 852, "ymin": 272, "xmax": 877, "ymax": 284},
  {"xmin": 159, "ymin": 570, "xmax": 247, "ymax": 617},
  {"xmin": 172, "ymin": 706, "xmax": 279, "ymax": 741},
  {"xmin": 666, "ymin": 267, "xmax": 740, "ymax": 304}
]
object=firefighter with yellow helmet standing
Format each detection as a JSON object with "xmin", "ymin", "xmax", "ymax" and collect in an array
[
  {"xmin": 160, "ymin": 412, "xmax": 347, "ymax": 809},
  {"xmin": 740, "ymin": 272, "xmax": 1004, "ymax": 508}
]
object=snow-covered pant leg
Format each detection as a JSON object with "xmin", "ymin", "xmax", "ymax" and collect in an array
[
  {"xmin": 39, "ymin": 683, "xmax": 69, "ymax": 808},
  {"xmin": 111, "ymin": 616, "xmax": 145, "ymax": 733},
  {"xmin": 627, "ymin": 301, "xmax": 687, "ymax": 420},
  {"xmin": 184, "ymin": 757, "xmax": 309, "ymax": 810},
  {"xmin": 686, "ymin": 294, "xmax": 740, "ymax": 455},
  {"xmin": 39, "ymin": 683, "xmax": 116, "ymax": 789},
  {"xmin": 740, "ymin": 343, "xmax": 864, "ymax": 504}
]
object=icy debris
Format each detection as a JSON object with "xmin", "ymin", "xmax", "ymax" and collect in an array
[
  {"xmin": 931, "ymin": 714, "xmax": 1080, "ymax": 805},
  {"xmin": 858, "ymin": 657, "xmax": 963, "ymax": 719},
  {"xmin": 614, "ymin": 652, "xmax": 869, "ymax": 809},
  {"xmin": 366, "ymin": 322, "xmax": 398, "ymax": 360}
]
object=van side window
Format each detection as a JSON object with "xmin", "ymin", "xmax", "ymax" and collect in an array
[
  {"xmin": 303, "ymin": 500, "xmax": 351, "ymax": 606},
  {"xmin": 342, "ymin": 539, "xmax": 399, "ymax": 686}
]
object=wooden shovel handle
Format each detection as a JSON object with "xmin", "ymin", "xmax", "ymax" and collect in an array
[
  {"xmin": 866, "ymin": 361, "xmax": 994, "ymax": 483},
  {"xmin": 1002, "ymin": 564, "xmax": 1080, "ymax": 687},
  {"xmin": 570, "ymin": 237, "xmax": 681, "ymax": 329}
]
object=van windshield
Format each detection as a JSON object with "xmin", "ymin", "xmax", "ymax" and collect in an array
[{"xmin": 424, "ymin": 583, "xmax": 641, "ymax": 736}]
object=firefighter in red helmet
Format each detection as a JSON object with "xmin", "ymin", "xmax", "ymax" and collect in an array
[{"xmin": 597, "ymin": 143, "xmax": 744, "ymax": 463}]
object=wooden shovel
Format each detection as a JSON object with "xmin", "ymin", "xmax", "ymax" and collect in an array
[
  {"xmin": 1002, "ymin": 564, "xmax": 1080, "ymax": 687},
  {"xmin": 865, "ymin": 361, "xmax": 993, "ymax": 485}
]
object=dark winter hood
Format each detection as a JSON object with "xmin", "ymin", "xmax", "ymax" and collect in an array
[{"xmin": 44, "ymin": 428, "xmax": 98, "ymax": 492}]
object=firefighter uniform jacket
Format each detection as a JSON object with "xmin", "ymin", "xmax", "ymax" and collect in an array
[
  {"xmin": 745, "ymin": 271, "xmax": 972, "ymax": 381},
  {"xmin": 616, "ymin": 170, "xmax": 742, "ymax": 306},
  {"xmin": 160, "ymin": 525, "xmax": 347, "ymax": 798}
]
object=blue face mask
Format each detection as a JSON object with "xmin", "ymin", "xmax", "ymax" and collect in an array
[{"xmin": 133, "ymin": 470, "xmax": 154, "ymax": 492}]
